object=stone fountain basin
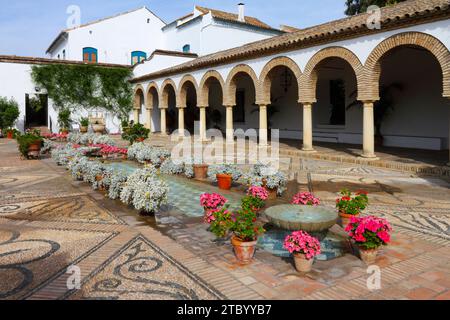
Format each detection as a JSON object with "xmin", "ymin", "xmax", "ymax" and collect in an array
[{"xmin": 264, "ymin": 204, "xmax": 338, "ymax": 232}]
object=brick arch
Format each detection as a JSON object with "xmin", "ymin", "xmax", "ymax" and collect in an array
[
  {"xmin": 363, "ymin": 32, "xmax": 450, "ymax": 100},
  {"xmin": 177, "ymin": 75, "xmax": 198, "ymax": 109},
  {"xmin": 198, "ymin": 70, "xmax": 225, "ymax": 107},
  {"xmin": 146, "ymin": 82, "xmax": 159, "ymax": 109},
  {"xmin": 259, "ymin": 56, "xmax": 302, "ymax": 104},
  {"xmin": 160, "ymin": 79, "xmax": 177, "ymax": 109},
  {"xmin": 133, "ymin": 84, "xmax": 145, "ymax": 110},
  {"xmin": 299, "ymin": 47, "xmax": 364, "ymax": 103},
  {"xmin": 224, "ymin": 64, "xmax": 260, "ymax": 106}
]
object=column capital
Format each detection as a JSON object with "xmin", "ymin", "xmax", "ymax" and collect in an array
[
  {"xmin": 224, "ymin": 105, "xmax": 234, "ymax": 109},
  {"xmin": 197, "ymin": 105, "xmax": 208, "ymax": 109},
  {"xmin": 298, "ymin": 101, "xmax": 314, "ymax": 107},
  {"xmin": 361, "ymin": 100, "xmax": 377, "ymax": 105}
]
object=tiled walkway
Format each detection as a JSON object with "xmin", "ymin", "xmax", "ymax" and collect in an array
[{"xmin": 0, "ymin": 139, "xmax": 449, "ymax": 300}]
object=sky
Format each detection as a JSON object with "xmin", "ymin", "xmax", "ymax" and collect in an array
[{"xmin": 0, "ymin": 0, "xmax": 347, "ymax": 57}]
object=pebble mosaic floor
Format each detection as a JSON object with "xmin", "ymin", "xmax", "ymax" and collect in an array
[{"xmin": 1, "ymin": 138, "xmax": 450, "ymax": 300}]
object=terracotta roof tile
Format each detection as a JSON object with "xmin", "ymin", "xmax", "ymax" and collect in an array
[
  {"xmin": 0, "ymin": 55, "xmax": 131, "ymax": 68},
  {"xmin": 195, "ymin": 5, "xmax": 279, "ymax": 31}
]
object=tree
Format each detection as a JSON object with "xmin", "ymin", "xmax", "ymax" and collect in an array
[
  {"xmin": 345, "ymin": 0, "xmax": 406, "ymax": 16},
  {"xmin": 0, "ymin": 96, "xmax": 20, "ymax": 130}
]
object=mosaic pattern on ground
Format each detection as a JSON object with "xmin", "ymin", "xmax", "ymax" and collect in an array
[
  {"xmin": 0, "ymin": 196, "xmax": 125, "ymax": 225},
  {"xmin": 0, "ymin": 227, "xmax": 116, "ymax": 300},
  {"xmin": 67, "ymin": 235, "xmax": 223, "ymax": 300}
]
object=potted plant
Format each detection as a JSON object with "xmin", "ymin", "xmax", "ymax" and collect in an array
[
  {"xmin": 208, "ymin": 164, "xmax": 242, "ymax": 190},
  {"xmin": 244, "ymin": 163, "xmax": 287, "ymax": 200},
  {"xmin": 122, "ymin": 123, "xmax": 150, "ymax": 144},
  {"xmin": 200, "ymin": 193, "xmax": 228, "ymax": 219},
  {"xmin": 0, "ymin": 97, "xmax": 20, "ymax": 139},
  {"xmin": 346, "ymin": 216, "xmax": 392, "ymax": 265},
  {"xmin": 283, "ymin": 231, "xmax": 321, "ymax": 273},
  {"xmin": 204, "ymin": 207, "xmax": 233, "ymax": 239},
  {"xmin": 58, "ymin": 108, "xmax": 72, "ymax": 134},
  {"xmin": 185, "ymin": 157, "xmax": 209, "ymax": 181},
  {"xmin": 79, "ymin": 117, "xmax": 89, "ymax": 133},
  {"xmin": 121, "ymin": 119, "xmax": 131, "ymax": 134},
  {"xmin": 160, "ymin": 159, "xmax": 184, "ymax": 175},
  {"xmin": 16, "ymin": 131, "xmax": 43, "ymax": 159},
  {"xmin": 243, "ymin": 186, "xmax": 269, "ymax": 214},
  {"xmin": 229, "ymin": 207, "xmax": 265, "ymax": 264},
  {"xmin": 92, "ymin": 120, "xmax": 105, "ymax": 134},
  {"xmin": 292, "ymin": 192, "xmax": 320, "ymax": 206},
  {"xmin": 119, "ymin": 166, "xmax": 168, "ymax": 215},
  {"xmin": 336, "ymin": 189, "xmax": 369, "ymax": 229}
]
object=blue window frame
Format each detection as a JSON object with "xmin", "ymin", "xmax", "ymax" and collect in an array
[
  {"xmin": 131, "ymin": 51, "xmax": 147, "ymax": 65},
  {"xmin": 83, "ymin": 47, "xmax": 98, "ymax": 63},
  {"xmin": 182, "ymin": 44, "xmax": 191, "ymax": 53}
]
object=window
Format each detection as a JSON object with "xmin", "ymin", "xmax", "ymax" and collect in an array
[
  {"xmin": 83, "ymin": 47, "xmax": 98, "ymax": 63},
  {"xmin": 182, "ymin": 44, "xmax": 191, "ymax": 53},
  {"xmin": 62, "ymin": 50, "xmax": 66, "ymax": 60},
  {"xmin": 131, "ymin": 51, "xmax": 147, "ymax": 65},
  {"xmin": 328, "ymin": 79, "xmax": 346, "ymax": 125},
  {"xmin": 234, "ymin": 89, "xmax": 246, "ymax": 123}
]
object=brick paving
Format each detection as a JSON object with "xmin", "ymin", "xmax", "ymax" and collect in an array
[{"xmin": 0, "ymin": 138, "xmax": 449, "ymax": 300}]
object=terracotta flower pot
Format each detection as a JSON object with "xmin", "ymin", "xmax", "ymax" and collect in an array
[
  {"xmin": 217, "ymin": 174, "xmax": 232, "ymax": 190},
  {"xmin": 359, "ymin": 247, "xmax": 379, "ymax": 265},
  {"xmin": 264, "ymin": 187, "xmax": 277, "ymax": 200},
  {"xmin": 80, "ymin": 126, "xmax": 88, "ymax": 133},
  {"xmin": 231, "ymin": 236, "xmax": 257, "ymax": 264},
  {"xmin": 92, "ymin": 124, "xmax": 105, "ymax": 134},
  {"xmin": 262, "ymin": 179, "xmax": 277, "ymax": 200},
  {"xmin": 193, "ymin": 164, "xmax": 208, "ymax": 180},
  {"xmin": 6, "ymin": 131, "xmax": 14, "ymax": 139},
  {"xmin": 136, "ymin": 137, "xmax": 145, "ymax": 143},
  {"xmin": 95, "ymin": 175, "xmax": 105, "ymax": 191},
  {"xmin": 27, "ymin": 141, "xmax": 42, "ymax": 158},
  {"xmin": 293, "ymin": 253, "xmax": 314, "ymax": 273},
  {"xmin": 339, "ymin": 212, "xmax": 359, "ymax": 230}
]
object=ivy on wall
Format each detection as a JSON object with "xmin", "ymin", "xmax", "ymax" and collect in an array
[{"xmin": 31, "ymin": 64, "xmax": 134, "ymax": 120}]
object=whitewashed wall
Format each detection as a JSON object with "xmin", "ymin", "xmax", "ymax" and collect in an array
[
  {"xmin": 162, "ymin": 12, "xmax": 281, "ymax": 56},
  {"xmin": 48, "ymin": 8, "xmax": 166, "ymax": 65},
  {"xmin": 135, "ymin": 19, "xmax": 450, "ymax": 150}
]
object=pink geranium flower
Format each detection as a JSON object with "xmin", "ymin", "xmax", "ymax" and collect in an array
[
  {"xmin": 283, "ymin": 230, "xmax": 321, "ymax": 260},
  {"xmin": 291, "ymin": 192, "xmax": 320, "ymax": 206},
  {"xmin": 346, "ymin": 215, "xmax": 392, "ymax": 250}
]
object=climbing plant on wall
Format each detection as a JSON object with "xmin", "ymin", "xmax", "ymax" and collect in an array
[{"xmin": 31, "ymin": 64, "xmax": 134, "ymax": 120}]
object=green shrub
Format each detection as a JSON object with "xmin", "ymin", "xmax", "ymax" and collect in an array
[
  {"xmin": 16, "ymin": 132, "xmax": 43, "ymax": 157},
  {"xmin": 79, "ymin": 117, "xmax": 89, "ymax": 127},
  {"xmin": 0, "ymin": 96, "xmax": 20, "ymax": 131},
  {"xmin": 122, "ymin": 123, "xmax": 150, "ymax": 144}
]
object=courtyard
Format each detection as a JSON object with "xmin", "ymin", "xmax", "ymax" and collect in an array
[{"xmin": 1, "ymin": 135, "xmax": 449, "ymax": 300}]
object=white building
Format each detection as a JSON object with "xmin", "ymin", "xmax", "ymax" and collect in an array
[
  {"xmin": 130, "ymin": 0, "xmax": 450, "ymax": 164},
  {"xmin": 46, "ymin": 7, "xmax": 166, "ymax": 65},
  {"xmin": 46, "ymin": 4, "xmax": 283, "ymax": 66}
]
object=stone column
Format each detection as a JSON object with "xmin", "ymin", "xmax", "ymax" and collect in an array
[
  {"xmin": 361, "ymin": 101, "xmax": 377, "ymax": 159},
  {"xmin": 160, "ymin": 108, "xmax": 167, "ymax": 135},
  {"xmin": 145, "ymin": 108, "xmax": 152, "ymax": 131},
  {"xmin": 259, "ymin": 104, "xmax": 268, "ymax": 146},
  {"xmin": 302, "ymin": 103, "xmax": 314, "ymax": 152},
  {"xmin": 448, "ymin": 103, "xmax": 450, "ymax": 166},
  {"xmin": 199, "ymin": 106, "xmax": 207, "ymax": 141},
  {"xmin": 225, "ymin": 105, "xmax": 234, "ymax": 144},
  {"xmin": 178, "ymin": 107, "xmax": 185, "ymax": 138},
  {"xmin": 133, "ymin": 109, "xmax": 140, "ymax": 124}
]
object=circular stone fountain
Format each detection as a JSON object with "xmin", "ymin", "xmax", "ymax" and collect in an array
[
  {"xmin": 259, "ymin": 205, "xmax": 345, "ymax": 261},
  {"xmin": 264, "ymin": 204, "xmax": 338, "ymax": 233}
]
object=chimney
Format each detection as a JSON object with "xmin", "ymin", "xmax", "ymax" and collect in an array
[{"xmin": 238, "ymin": 3, "xmax": 245, "ymax": 22}]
